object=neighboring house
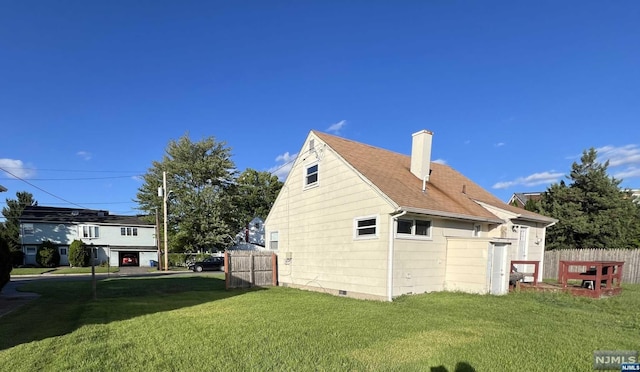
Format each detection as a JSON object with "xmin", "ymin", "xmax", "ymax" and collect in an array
[
  {"xmin": 229, "ymin": 217, "xmax": 267, "ymax": 250},
  {"xmin": 0, "ymin": 184, "xmax": 7, "ymax": 193},
  {"xmin": 508, "ymin": 192, "xmax": 543, "ymax": 208},
  {"xmin": 19, "ymin": 206, "xmax": 157, "ymax": 267},
  {"xmin": 265, "ymin": 130, "xmax": 558, "ymax": 301}
]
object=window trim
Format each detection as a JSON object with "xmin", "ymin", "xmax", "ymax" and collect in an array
[
  {"xmin": 120, "ymin": 227, "xmax": 139, "ymax": 236},
  {"xmin": 269, "ymin": 231, "xmax": 279, "ymax": 250},
  {"xmin": 79, "ymin": 224, "xmax": 100, "ymax": 239},
  {"xmin": 395, "ymin": 218, "xmax": 432, "ymax": 239},
  {"xmin": 354, "ymin": 215, "xmax": 379, "ymax": 240},
  {"xmin": 303, "ymin": 162, "xmax": 319, "ymax": 189},
  {"xmin": 22, "ymin": 223, "xmax": 34, "ymax": 236}
]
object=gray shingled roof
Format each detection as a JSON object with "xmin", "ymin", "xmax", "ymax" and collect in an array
[{"xmin": 19, "ymin": 206, "xmax": 154, "ymax": 226}]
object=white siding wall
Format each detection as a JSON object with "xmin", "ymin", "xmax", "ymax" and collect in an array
[
  {"xmin": 266, "ymin": 134, "xmax": 395, "ymax": 299},
  {"xmin": 444, "ymin": 238, "xmax": 492, "ymax": 293},
  {"xmin": 21, "ymin": 222, "xmax": 155, "ymax": 247},
  {"xmin": 392, "ymin": 218, "xmax": 488, "ymax": 296}
]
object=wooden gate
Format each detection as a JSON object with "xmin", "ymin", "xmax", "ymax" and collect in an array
[{"xmin": 225, "ymin": 251, "xmax": 277, "ymax": 289}]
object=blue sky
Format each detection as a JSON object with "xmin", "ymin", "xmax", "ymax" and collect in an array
[{"xmin": 1, "ymin": 1, "xmax": 639, "ymax": 217}]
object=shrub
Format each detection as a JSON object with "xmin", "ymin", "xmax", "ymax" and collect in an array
[
  {"xmin": 68, "ymin": 240, "xmax": 89, "ymax": 267},
  {"xmin": 36, "ymin": 240, "xmax": 60, "ymax": 268},
  {"xmin": 0, "ymin": 237, "xmax": 11, "ymax": 292}
]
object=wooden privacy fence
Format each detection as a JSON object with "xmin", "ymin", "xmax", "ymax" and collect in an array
[
  {"xmin": 544, "ymin": 249, "xmax": 640, "ymax": 284},
  {"xmin": 225, "ymin": 251, "xmax": 277, "ymax": 289}
]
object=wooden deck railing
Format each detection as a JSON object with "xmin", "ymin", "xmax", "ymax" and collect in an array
[
  {"xmin": 510, "ymin": 260, "xmax": 540, "ymax": 286},
  {"xmin": 558, "ymin": 260, "xmax": 623, "ymax": 297}
]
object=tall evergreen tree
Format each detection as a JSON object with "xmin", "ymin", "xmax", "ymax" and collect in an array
[
  {"xmin": 541, "ymin": 148, "xmax": 640, "ymax": 250},
  {"xmin": 0, "ymin": 192, "xmax": 37, "ymax": 252}
]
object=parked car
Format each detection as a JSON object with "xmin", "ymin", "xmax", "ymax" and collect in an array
[
  {"xmin": 121, "ymin": 254, "xmax": 138, "ymax": 266},
  {"xmin": 188, "ymin": 256, "xmax": 224, "ymax": 272}
]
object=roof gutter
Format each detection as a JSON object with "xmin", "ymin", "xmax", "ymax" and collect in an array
[
  {"xmin": 387, "ymin": 210, "xmax": 407, "ymax": 302},
  {"xmin": 399, "ymin": 206, "xmax": 504, "ymax": 224}
]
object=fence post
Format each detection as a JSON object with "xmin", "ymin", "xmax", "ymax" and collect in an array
[
  {"xmin": 224, "ymin": 252, "xmax": 229, "ymax": 290},
  {"xmin": 272, "ymin": 253, "xmax": 278, "ymax": 286}
]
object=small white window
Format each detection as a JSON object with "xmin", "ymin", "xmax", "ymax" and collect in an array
[
  {"xmin": 305, "ymin": 163, "xmax": 318, "ymax": 187},
  {"xmin": 355, "ymin": 216, "xmax": 378, "ymax": 238},
  {"xmin": 22, "ymin": 224, "xmax": 34, "ymax": 236},
  {"xmin": 269, "ymin": 231, "xmax": 279, "ymax": 250}
]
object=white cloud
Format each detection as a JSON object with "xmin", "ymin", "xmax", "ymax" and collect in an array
[
  {"xmin": 269, "ymin": 152, "xmax": 298, "ymax": 180},
  {"xmin": 613, "ymin": 167, "xmax": 640, "ymax": 180},
  {"xmin": 0, "ymin": 158, "xmax": 36, "ymax": 179},
  {"xmin": 492, "ymin": 171, "xmax": 564, "ymax": 190},
  {"xmin": 495, "ymin": 142, "xmax": 505, "ymax": 147},
  {"xmin": 77, "ymin": 151, "xmax": 92, "ymax": 161},
  {"xmin": 326, "ymin": 120, "xmax": 347, "ymax": 134},
  {"xmin": 596, "ymin": 144, "xmax": 640, "ymax": 168},
  {"xmin": 433, "ymin": 158, "xmax": 447, "ymax": 165}
]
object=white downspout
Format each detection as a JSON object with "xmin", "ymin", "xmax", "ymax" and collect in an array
[{"xmin": 387, "ymin": 210, "xmax": 407, "ymax": 302}]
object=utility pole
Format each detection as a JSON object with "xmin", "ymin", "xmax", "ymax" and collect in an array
[{"xmin": 163, "ymin": 171, "xmax": 169, "ymax": 272}]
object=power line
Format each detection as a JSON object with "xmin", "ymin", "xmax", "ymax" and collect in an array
[
  {"xmin": 0, "ymin": 175, "xmax": 141, "ymax": 181},
  {"xmin": 0, "ymin": 166, "xmax": 144, "ymax": 173},
  {"xmin": 0, "ymin": 166, "xmax": 88, "ymax": 209}
]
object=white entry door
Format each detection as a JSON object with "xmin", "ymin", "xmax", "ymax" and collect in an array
[
  {"xmin": 489, "ymin": 244, "xmax": 508, "ymax": 295},
  {"xmin": 517, "ymin": 226, "xmax": 529, "ymax": 260}
]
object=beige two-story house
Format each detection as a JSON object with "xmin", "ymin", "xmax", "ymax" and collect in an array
[{"xmin": 265, "ymin": 130, "xmax": 557, "ymax": 301}]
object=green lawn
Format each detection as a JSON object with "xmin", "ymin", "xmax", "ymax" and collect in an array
[{"xmin": 1, "ymin": 275, "xmax": 638, "ymax": 371}]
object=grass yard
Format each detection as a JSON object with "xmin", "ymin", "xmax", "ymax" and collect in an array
[{"xmin": 1, "ymin": 275, "xmax": 638, "ymax": 371}]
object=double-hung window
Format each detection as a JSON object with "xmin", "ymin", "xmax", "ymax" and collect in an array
[
  {"xmin": 305, "ymin": 163, "xmax": 318, "ymax": 188},
  {"xmin": 269, "ymin": 231, "xmax": 279, "ymax": 250},
  {"xmin": 396, "ymin": 218, "xmax": 431, "ymax": 238},
  {"xmin": 80, "ymin": 225, "xmax": 100, "ymax": 239},
  {"xmin": 120, "ymin": 227, "xmax": 138, "ymax": 236}
]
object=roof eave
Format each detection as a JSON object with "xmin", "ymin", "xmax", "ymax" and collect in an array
[{"xmin": 399, "ymin": 206, "xmax": 504, "ymax": 224}]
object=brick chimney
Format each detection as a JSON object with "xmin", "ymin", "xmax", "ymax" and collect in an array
[{"xmin": 410, "ymin": 130, "xmax": 433, "ymax": 182}]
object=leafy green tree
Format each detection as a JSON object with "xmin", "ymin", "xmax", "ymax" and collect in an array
[
  {"xmin": 136, "ymin": 134, "xmax": 238, "ymax": 253},
  {"xmin": 0, "ymin": 236, "xmax": 11, "ymax": 291},
  {"xmin": 0, "ymin": 192, "xmax": 37, "ymax": 252},
  {"xmin": 541, "ymin": 148, "xmax": 640, "ymax": 250},
  {"xmin": 236, "ymin": 168, "xmax": 283, "ymax": 224},
  {"xmin": 68, "ymin": 239, "xmax": 89, "ymax": 267},
  {"xmin": 36, "ymin": 240, "xmax": 60, "ymax": 268}
]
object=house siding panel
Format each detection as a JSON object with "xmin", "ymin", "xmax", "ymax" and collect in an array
[{"xmin": 444, "ymin": 238, "xmax": 491, "ymax": 294}]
